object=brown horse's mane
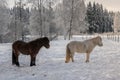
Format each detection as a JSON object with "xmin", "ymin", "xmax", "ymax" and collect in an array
[
  {"xmin": 28, "ymin": 38, "xmax": 43, "ymax": 44},
  {"xmin": 17, "ymin": 37, "xmax": 47, "ymax": 46},
  {"xmin": 28, "ymin": 37, "xmax": 49, "ymax": 46}
]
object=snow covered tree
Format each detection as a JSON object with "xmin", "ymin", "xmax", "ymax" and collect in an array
[
  {"xmin": 29, "ymin": 0, "xmax": 57, "ymax": 39},
  {"xmin": 62, "ymin": 0, "xmax": 87, "ymax": 39},
  {"xmin": 86, "ymin": 2, "xmax": 94, "ymax": 33},
  {"xmin": 0, "ymin": 0, "xmax": 10, "ymax": 43},
  {"xmin": 86, "ymin": 2, "xmax": 113, "ymax": 34},
  {"xmin": 9, "ymin": 0, "xmax": 30, "ymax": 41},
  {"xmin": 28, "ymin": 0, "xmax": 48, "ymax": 37},
  {"xmin": 29, "ymin": 8, "xmax": 41, "ymax": 35},
  {"xmin": 54, "ymin": 3, "xmax": 64, "ymax": 35}
]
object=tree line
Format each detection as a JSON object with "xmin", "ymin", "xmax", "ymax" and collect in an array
[
  {"xmin": 0, "ymin": 0, "xmax": 115, "ymax": 43},
  {"xmin": 86, "ymin": 2, "xmax": 114, "ymax": 34}
]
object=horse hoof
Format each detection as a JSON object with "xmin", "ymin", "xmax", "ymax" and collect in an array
[
  {"xmin": 30, "ymin": 64, "xmax": 36, "ymax": 66},
  {"xmin": 72, "ymin": 60, "xmax": 74, "ymax": 62},
  {"xmin": 16, "ymin": 62, "xmax": 20, "ymax": 67},
  {"xmin": 30, "ymin": 65, "xmax": 33, "ymax": 66},
  {"xmin": 12, "ymin": 63, "xmax": 16, "ymax": 65},
  {"xmin": 85, "ymin": 60, "xmax": 89, "ymax": 63},
  {"xmin": 65, "ymin": 61, "xmax": 68, "ymax": 63},
  {"xmin": 16, "ymin": 64, "xmax": 20, "ymax": 67}
]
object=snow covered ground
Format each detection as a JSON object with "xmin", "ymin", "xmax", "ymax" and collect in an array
[{"xmin": 0, "ymin": 35, "xmax": 120, "ymax": 80}]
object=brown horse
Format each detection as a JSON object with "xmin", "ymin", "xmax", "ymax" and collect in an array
[
  {"xmin": 12, "ymin": 37, "xmax": 50, "ymax": 67},
  {"xmin": 65, "ymin": 36, "xmax": 103, "ymax": 63}
]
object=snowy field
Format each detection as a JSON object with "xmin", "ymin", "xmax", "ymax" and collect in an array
[{"xmin": 1, "ymin": 35, "xmax": 120, "ymax": 80}]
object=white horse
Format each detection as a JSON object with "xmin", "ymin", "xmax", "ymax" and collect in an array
[{"xmin": 65, "ymin": 36, "xmax": 103, "ymax": 63}]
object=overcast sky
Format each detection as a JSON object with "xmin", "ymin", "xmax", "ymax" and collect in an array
[
  {"xmin": 85, "ymin": 0, "xmax": 120, "ymax": 12},
  {"xmin": 8, "ymin": 0, "xmax": 14, "ymax": 8},
  {"xmin": 8, "ymin": 0, "xmax": 120, "ymax": 12}
]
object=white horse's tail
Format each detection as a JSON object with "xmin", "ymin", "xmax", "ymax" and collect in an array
[{"xmin": 65, "ymin": 44, "xmax": 71, "ymax": 63}]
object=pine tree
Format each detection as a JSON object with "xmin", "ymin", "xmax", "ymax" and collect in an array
[
  {"xmin": 86, "ymin": 2, "xmax": 94, "ymax": 33},
  {"xmin": 0, "ymin": 0, "xmax": 10, "ymax": 43},
  {"xmin": 86, "ymin": 2, "xmax": 113, "ymax": 33}
]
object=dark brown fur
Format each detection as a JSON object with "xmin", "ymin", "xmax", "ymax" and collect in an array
[{"xmin": 12, "ymin": 37, "xmax": 50, "ymax": 67}]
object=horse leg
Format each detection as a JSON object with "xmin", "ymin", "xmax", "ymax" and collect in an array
[
  {"xmin": 12, "ymin": 50, "xmax": 16, "ymax": 65},
  {"xmin": 65, "ymin": 52, "xmax": 71, "ymax": 63},
  {"xmin": 30, "ymin": 55, "xmax": 36, "ymax": 66},
  {"xmin": 15, "ymin": 55, "xmax": 20, "ymax": 66},
  {"xmin": 85, "ymin": 53, "xmax": 90, "ymax": 63},
  {"xmin": 71, "ymin": 53, "xmax": 74, "ymax": 62},
  {"xmin": 12, "ymin": 50, "xmax": 20, "ymax": 66},
  {"xmin": 65, "ymin": 46, "xmax": 71, "ymax": 63}
]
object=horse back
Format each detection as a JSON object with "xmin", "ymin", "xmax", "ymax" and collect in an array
[
  {"xmin": 12, "ymin": 40, "xmax": 26, "ymax": 48},
  {"xmin": 12, "ymin": 40, "xmax": 30, "ymax": 55},
  {"xmin": 68, "ymin": 41, "xmax": 87, "ymax": 53}
]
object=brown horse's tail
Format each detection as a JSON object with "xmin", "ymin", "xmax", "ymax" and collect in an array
[
  {"xmin": 12, "ymin": 49, "xmax": 16, "ymax": 65},
  {"xmin": 65, "ymin": 44, "xmax": 71, "ymax": 63}
]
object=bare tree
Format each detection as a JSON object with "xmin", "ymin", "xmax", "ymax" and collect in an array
[
  {"xmin": 0, "ymin": 0, "xmax": 10, "ymax": 43},
  {"xmin": 14, "ymin": 0, "xmax": 17, "ymax": 41},
  {"xmin": 38, "ymin": 0, "xmax": 43, "ymax": 37},
  {"xmin": 62, "ymin": 0, "xmax": 87, "ymax": 40},
  {"xmin": 69, "ymin": 0, "xmax": 74, "ymax": 40}
]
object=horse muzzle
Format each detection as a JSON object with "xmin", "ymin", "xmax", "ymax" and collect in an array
[
  {"xmin": 99, "ymin": 43, "xmax": 103, "ymax": 47},
  {"xmin": 46, "ymin": 45, "xmax": 50, "ymax": 48}
]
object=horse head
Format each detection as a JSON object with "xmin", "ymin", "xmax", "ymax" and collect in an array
[
  {"xmin": 42, "ymin": 37, "xmax": 50, "ymax": 49},
  {"xmin": 96, "ymin": 36, "xmax": 103, "ymax": 47}
]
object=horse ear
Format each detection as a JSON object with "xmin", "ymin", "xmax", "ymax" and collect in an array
[
  {"xmin": 43, "ymin": 37, "xmax": 48, "ymax": 39},
  {"xmin": 43, "ymin": 37, "xmax": 49, "ymax": 41},
  {"xmin": 97, "ymin": 36, "xmax": 102, "ymax": 41},
  {"xmin": 97, "ymin": 36, "xmax": 100, "ymax": 38},
  {"xmin": 97, "ymin": 36, "xmax": 101, "ymax": 39}
]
